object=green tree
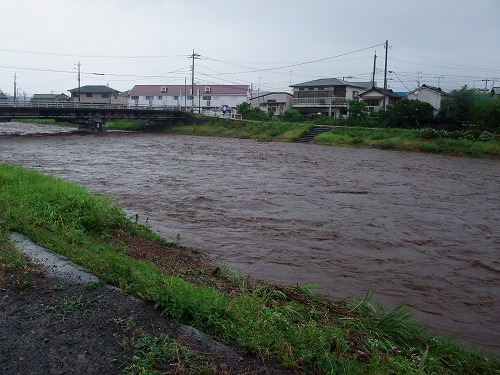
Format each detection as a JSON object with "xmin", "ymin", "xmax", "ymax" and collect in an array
[
  {"xmin": 347, "ymin": 99, "xmax": 368, "ymax": 121},
  {"xmin": 236, "ymin": 102, "xmax": 269, "ymax": 121},
  {"xmin": 438, "ymin": 87, "xmax": 476, "ymax": 126},
  {"xmin": 474, "ymin": 95, "xmax": 500, "ymax": 133},
  {"xmin": 281, "ymin": 108, "xmax": 302, "ymax": 122},
  {"xmin": 384, "ymin": 98, "xmax": 434, "ymax": 128}
]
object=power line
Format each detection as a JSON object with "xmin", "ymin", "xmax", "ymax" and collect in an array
[
  {"xmin": 0, "ymin": 48, "xmax": 187, "ymax": 59},
  {"xmin": 202, "ymin": 43, "xmax": 385, "ymax": 75},
  {"xmin": 392, "ymin": 47, "xmax": 500, "ymax": 73}
]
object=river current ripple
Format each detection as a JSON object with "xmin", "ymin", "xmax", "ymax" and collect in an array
[{"xmin": 1, "ymin": 122, "xmax": 499, "ymax": 354}]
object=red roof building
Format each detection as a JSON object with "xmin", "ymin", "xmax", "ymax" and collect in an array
[{"xmin": 129, "ymin": 84, "xmax": 250, "ymax": 112}]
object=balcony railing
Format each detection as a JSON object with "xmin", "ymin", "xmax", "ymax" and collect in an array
[{"xmin": 292, "ymin": 97, "xmax": 348, "ymax": 106}]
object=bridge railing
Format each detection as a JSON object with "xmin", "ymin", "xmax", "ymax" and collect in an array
[{"xmin": 0, "ymin": 101, "xmax": 182, "ymax": 111}]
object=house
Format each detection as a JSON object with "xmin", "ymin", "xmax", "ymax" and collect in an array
[
  {"xmin": 249, "ymin": 92, "xmax": 293, "ymax": 117},
  {"xmin": 406, "ymin": 84, "xmax": 449, "ymax": 112},
  {"xmin": 290, "ymin": 78, "xmax": 372, "ymax": 118},
  {"xmin": 491, "ymin": 87, "xmax": 500, "ymax": 97},
  {"xmin": 128, "ymin": 84, "xmax": 250, "ymax": 112},
  {"xmin": 31, "ymin": 93, "xmax": 70, "ymax": 102},
  {"xmin": 0, "ymin": 92, "xmax": 9, "ymax": 102},
  {"xmin": 359, "ymin": 87, "xmax": 403, "ymax": 111},
  {"xmin": 68, "ymin": 85, "xmax": 123, "ymax": 105}
]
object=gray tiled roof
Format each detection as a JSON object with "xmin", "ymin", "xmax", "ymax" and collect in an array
[{"xmin": 68, "ymin": 85, "xmax": 120, "ymax": 94}]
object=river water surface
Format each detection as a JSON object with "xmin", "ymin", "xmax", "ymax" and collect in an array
[{"xmin": 1, "ymin": 122, "xmax": 499, "ymax": 354}]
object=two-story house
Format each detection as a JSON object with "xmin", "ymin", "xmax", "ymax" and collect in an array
[
  {"xmin": 69, "ymin": 85, "xmax": 124, "ymax": 105},
  {"xmin": 359, "ymin": 87, "xmax": 403, "ymax": 111},
  {"xmin": 406, "ymin": 84, "xmax": 449, "ymax": 112},
  {"xmin": 128, "ymin": 84, "xmax": 250, "ymax": 112},
  {"xmin": 249, "ymin": 92, "xmax": 293, "ymax": 117},
  {"xmin": 290, "ymin": 78, "xmax": 372, "ymax": 118}
]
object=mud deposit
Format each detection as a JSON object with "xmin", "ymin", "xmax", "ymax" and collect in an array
[{"xmin": 1, "ymin": 123, "xmax": 499, "ymax": 354}]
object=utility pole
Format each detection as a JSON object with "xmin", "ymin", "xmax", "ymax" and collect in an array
[
  {"xmin": 371, "ymin": 51, "xmax": 377, "ymax": 88},
  {"xmin": 189, "ymin": 50, "xmax": 200, "ymax": 111},
  {"xmin": 416, "ymin": 71, "xmax": 422, "ymax": 88},
  {"xmin": 13, "ymin": 72, "xmax": 17, "ymax": 101},
  {"xmin": 75, "ymin": 61, "xmax": 81, "ymax": 103},
  {"xmin": 184, "ymin": 77, "xmax": 187, "ymax": 111},
  {"xmin": 382, "ymin": 40, "xmax": 388, "ymax": 112},
  {"xmin": 482, "ymin": 79, "xmax": 490, "ymax": 91}
]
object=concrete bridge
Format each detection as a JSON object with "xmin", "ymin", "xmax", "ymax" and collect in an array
[{"xmin": 0, "ymin": 101, "xmax": 198, "ymax": 131}]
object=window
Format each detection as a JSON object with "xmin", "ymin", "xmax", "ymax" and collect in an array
[
  {"xmin": 352, "ymin": 91, "xmax": 359, "ymax": 98},
  {"xmin": 145, "ymin": 96, "xmax": 154, "ymax": 100},
  {"xmin": 187, "ymin": 95, "xmax": 193, "ymax": 100},
  {"xmin": 364, "ymin": 99, "xmax": 380, "ymax": 106},
  {"xmin": 158, "ymin": 96, "xmax": 162, "ymax": 100},
  {"xmin": 102, "ymin": 93, "xmax": 110, "ymax": 98},
  {"xmin": 161, "ymin": 86, "xmax": 167, "ymax": 93},
  {"xmin": 174, "ymin": 96, "xmax": 179, "ymax": 100},
  {"xmin": 131, "ymin": 96, "xmax": 139, "ymax": 100},
  {"xmin": 206, "ymin": 100, "xmax": 211, "ymax": 106},
  {"xmin": 204, "ymin": 86, "xmax": 211, "ymax": 93},
  {"xmin": 203, "ymin": 96, "xmax": 211, "ymax": 100},
  {"xmin": 86, "ymin": 93, "xmax": 92, "ymax": 97}
]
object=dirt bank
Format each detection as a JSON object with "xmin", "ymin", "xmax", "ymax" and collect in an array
[{"xmin": 1, "ymin": 122, "xmax": 499, "ymax": 354}]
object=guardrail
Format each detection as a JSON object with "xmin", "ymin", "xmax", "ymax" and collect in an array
[{"xmin": 200, "ymin": 110, "xmax": 242, "ymax": 120}]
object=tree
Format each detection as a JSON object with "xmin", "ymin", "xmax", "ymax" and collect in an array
[
  {"xmin": 438, "ymin": 87, "xmax": 476, "ymax": 126},
  {"xmin": 347, "ymin": 99, "xmax": 368, "ymax": 121},
  {"xmin": 384, "ymin": 98, "xmax": 434, "ymax": 128},
  {"xmin": 236, "ymin": 102, "xmax": 269, "ymax": 121},
  {"xmin": 474, "ymin": 95, "xmax": 500, "ymax": 133},
  {"xmin": 281, "ymin": 108, "xmax": 302, "ymax": 122}
]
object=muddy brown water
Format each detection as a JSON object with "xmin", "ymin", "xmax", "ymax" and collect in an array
[{"xmin": 1, "ymin": 122, "xmax": 499, "ymax": 354}]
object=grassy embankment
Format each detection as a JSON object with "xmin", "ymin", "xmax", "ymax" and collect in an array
[
  {"xmin": 16, "ymin": 119, "xmax": 77, "ymax": 128},
  {"xmin": 0, "ymin": 163, "xmax": 498, "ymax": 374},
  {"xmin": 107, "ymin": 117, "xmax": 500, "ymax": 158},
  {"xmin": 151, "ymin": 116, "xmax": 314, "ymax": 142}
]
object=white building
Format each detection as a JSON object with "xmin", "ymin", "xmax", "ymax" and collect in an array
[
  {"xmin": 249, "ymin": 92, "xmax": 293, "ymax": 117},
  {"xmin": 128, "ymin": 84, "xmax": 250, "ymax": 113},
  {"xmin": 407, "ymin": 84, "xmax": 449, "ymax": 112}
]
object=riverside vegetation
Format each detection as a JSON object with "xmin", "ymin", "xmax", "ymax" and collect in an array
[
  {"xmin": 1, "ymin": 163, "xmax": 499, "ymax": 374},
  {"xmin": 105, "ymin": 90, "xmax": 499, "ymax": 158}
]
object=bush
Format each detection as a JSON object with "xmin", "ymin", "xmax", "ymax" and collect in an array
[
  {"xmin": 478, "ymin": 131, "xmax": 494, "ymax": 142},
  {"xmin": 416, "ymin": 127, "xmax": 439, "ymax": 139},
  {"xmin": 236, "ymin": 102, "xmax": 270, "ymax": 121},
  {"xmin": 384, "ymin": 99, "xmax": 435, "ymax": 128},
  {"xmin": 281, "ymin": 108, "xmax": 302, "ymax": 123}
]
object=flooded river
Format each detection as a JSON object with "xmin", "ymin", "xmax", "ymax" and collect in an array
[{"xmin": 1, "ymin": 122, "xmax": 499, "ymax": 354}]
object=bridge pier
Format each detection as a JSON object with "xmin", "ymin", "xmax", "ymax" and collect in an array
[{"xmin": 76, "ymin": 118, "xmax": 106, "ymax": 133}]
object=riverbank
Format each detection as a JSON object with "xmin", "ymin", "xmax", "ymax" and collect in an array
[
  {"xmin": 1, "ymin": 162, "xmax": 498, "ymax": 374},
  {"xmin": 106, "ymin": 117, "xmax": 500, "ymax": 159}
]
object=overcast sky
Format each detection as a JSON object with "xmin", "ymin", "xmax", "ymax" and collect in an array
[{"xmin": 1, "ymin": 0, "xmax": 499, "ymax": 98}]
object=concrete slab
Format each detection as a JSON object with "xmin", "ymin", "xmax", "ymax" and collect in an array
[{"xmin": 9, "ymin": 232, "xmax": 100, "ymax": 285}]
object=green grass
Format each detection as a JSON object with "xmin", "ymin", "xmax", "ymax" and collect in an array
[
  {"xmin": 125, "ymin": 334, "xmax": 219, "ymax": 374},
  {"xmin": 160, "ymin": 117, "xmax": 313, "ymax": 142},
  {"xmin": 0, "ymin": 163, "xmax": 498, "ymax": 374},
  {"xmin": 315, "ymin": 127, "xmax": 500, "ymax": 158},
  {"xmin": 16, "ymin": 118, "xmax": 77, "ymax": 127},
  {"xmin": 106, "ymin": 120, "xmax": 145, "ymax": 130}
]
